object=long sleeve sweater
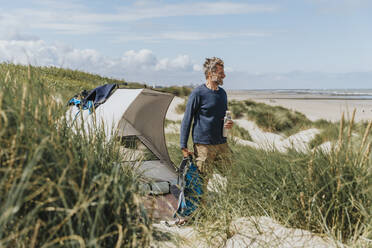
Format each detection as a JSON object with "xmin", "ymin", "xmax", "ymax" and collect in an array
[{"xmin": 180, "ymin": 84, "xmax": 227, "ymax": 149}]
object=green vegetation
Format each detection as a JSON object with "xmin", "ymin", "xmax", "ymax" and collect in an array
[
  {"xmin": 155, "ymin": 86, "xmax": 192, "ymax": 97},
  {"xmin": 0, "ymin": 64, "xmax": 152, "ymax": 247},
  {"xmin": 309, "ymin": 119, "xmax": 340, "ymax": 148},
  {"xmin": 230, "ymin": 124, "xmax": 252, "ymax": 141},
  {"xmin": 229, "ymin": 100, "xmax": 312, "ymax": 135},
  {"xmin": 0, "ymin": 63, "xmax": 129, "ymax": 98},
  {"xmin": 0, "ymin": 63, "xmax": 191, "ymax": 100},
  {"xmin": 3, "ymin": 63, "xmax": 372, "ymax": 247},
  {"xmin": 175, "ymin": 98, "xmax": 187, "ymax": 114},
  {"xmin": 166, "ymin": 120, "xmax": 372, "ymax": 246},
  {"xmin": 310, "ymin": 117, "xmax": 372, "ymax": 149}
]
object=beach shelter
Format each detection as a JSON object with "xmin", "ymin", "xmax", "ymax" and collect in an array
[{"xmin": 67, "ymin": 85, "xmax": 177, "ymax": 194}]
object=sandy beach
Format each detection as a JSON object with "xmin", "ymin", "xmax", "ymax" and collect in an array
[{"xmin": 227, "ymin": 90, "xmax": 372, "ymax": 122}]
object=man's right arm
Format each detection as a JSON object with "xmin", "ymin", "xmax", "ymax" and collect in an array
[{"xmin": 180, "ymin": 91, "xmax": 199, "ymax": 155}]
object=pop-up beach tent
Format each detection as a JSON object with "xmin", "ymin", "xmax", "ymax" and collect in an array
[{"xmin": 67, "ymin": 84, "xmax": 177, "ymax": 194}]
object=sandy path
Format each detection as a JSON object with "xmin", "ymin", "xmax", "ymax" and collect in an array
[
  {"xmin": 153, "ymin": 216, "xmax": 335, "ymax": 248},
  {"xmin": 234, "ymin": 119, "xmax": 320, "ymax": 153}
]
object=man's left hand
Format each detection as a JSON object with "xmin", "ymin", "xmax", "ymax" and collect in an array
[{"xmin": 224, "ymin": 120, "xmax": 234, "ymax": 129}]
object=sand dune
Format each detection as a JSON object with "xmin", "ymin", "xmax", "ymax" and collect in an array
[
  {"xmin": 153, "ymin": 216, "xmax": 336, "ymax": 248},
  {"xmin": 166, "ymin": 97, "xmax": 323, "ymax": 153},
  {"xmin": 159, "ymin": 95, "xmax": 347, "ymax": 248}
]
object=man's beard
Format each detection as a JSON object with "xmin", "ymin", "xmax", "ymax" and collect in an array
[
  {"xmin": 214, "ymin": 78, "xmax": 223, "ymax": 86},
  {"xmin": 211, "ymin": 76, "xmax": 223, "ymax": 86}
]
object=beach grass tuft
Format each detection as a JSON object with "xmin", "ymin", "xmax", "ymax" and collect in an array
[
  {"xmin": 166, "ymin": 112, "xmax": 372, "ymax": 246},
  {"xmin": 0, "ymin": 64, "xmax": 152, "ymax": 247},
  {"xmin": 229, "ymin": 100, "xmax": 312, "ymax": 135}
]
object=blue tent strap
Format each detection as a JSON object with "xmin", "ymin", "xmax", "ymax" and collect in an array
[{"xmin": 69, "ymin": 99, "xmax": 94, "ymax": 125}]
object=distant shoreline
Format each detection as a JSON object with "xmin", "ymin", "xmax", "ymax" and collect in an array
[
  {"xmin": 226, "ymin": 89, "xmax": 372, "ymax": 101},
  {"xmin": 226, "ymin": 90, "xmax": 372, "ymax": 122}
]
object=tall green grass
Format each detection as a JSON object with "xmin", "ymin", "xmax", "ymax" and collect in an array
[
  {"xmin": 166, "ymin": 116, "xmax": 372, "ymax": 246},
  {"xmin": 192, "ymin": 122, "xmax": 371, "ymax": 246},
  {"xmin": 0, "ymin": 66, "xmax": 152, "ymax": 247},
  {"xmin": 0, "ymin": 63, "xmax": 192, "ymax": 101},
  {"xmin": 229, "ymin": 100, "xmax": 312, "ymax": 135}
]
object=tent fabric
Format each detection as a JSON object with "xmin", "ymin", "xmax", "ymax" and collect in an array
[
  {"xmin": 82, "ymin": 84, "xmax": 117, "ymax": 108},
  {"xmin": 120, "ymin": 89, "xmax": 174, "ymax": 165},
  {"xmin": 67, "ymin": 88, "xmax": 177, "ymax": 185}
]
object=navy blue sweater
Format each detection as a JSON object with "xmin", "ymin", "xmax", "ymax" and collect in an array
[{"xmin": 180, "ymin": 84, "xmax": 227, "ymax": 149}]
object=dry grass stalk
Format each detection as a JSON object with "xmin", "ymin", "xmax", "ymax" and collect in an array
[
  {"xmin": 0, "ymin": 226, "xmax": 34, "ymax": 245},
  {"xmin": 360, "ymin": 120, "xmax": 372, "ymax": 153},
  {"xmin": 336, "ymin": 112, "xmax": 345, "ymax": 154},
  {"xmin": 40, "ymin": 235, "xmax": 86, "ymax": 248},
  {"xmin": 4, "ymin": 70, "xmax": 10, "ymax": 83},
  {"xmin": 20, "ymin": 84, "xmax": 27, "ymax": 121},
  {"xmin": 30, "ymin": 219, "xmax": 42, "ymax": 248},
  {"xmin": 115, "ymin": 224, "xmax": 123, "ymax": 248},
  {"xmin": 28, "ymin": 64, "xmax": 31, "ymax": 81},
  {"xmin": 347, "ymin": 108, "xmax": 356, "ymax": 142},
  {"xmin": 0, "ymin": 92, "xmax": 3, "ymax": 110},
  {"xmin": 34, "ymin": 105, "xmax": 39, "ymax": 122},
  {"xmin": 308, "ymin": 149, "xmax": 315, "ymax": 186},
  {"xmin": 344, "ymin": 109, "xmax": 356, "ymax": 162},
  {"xmin": 79, "ymin": 160, "xmax": 88, "ymax": 198},
  {"xmin": 346, "ymin": 108, "xmax": 356, "ymax": 155},
  {"xmin": 300, "ymin": 192, "xmax": 305, "ymax": 209},
  {"xmin": 0, "ymin": 92, "xmax": 5, "ymax": 132},
  {"xmin": 361, "ymin": 142, "xmax": 371, "ymax": 167},
  {"xmin": 8, "ymin": 135, "xmax": 17, "ymax": 168},
  {"xmin": 336, "ymin": 168, "xmax": 341, "ymax": 192}
]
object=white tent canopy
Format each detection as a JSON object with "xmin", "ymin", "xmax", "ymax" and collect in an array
[{"xmin": 67, "ymin": 88, "xmax": 177, "ymax": 191}]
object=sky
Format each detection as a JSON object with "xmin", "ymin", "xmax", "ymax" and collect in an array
[{"xmin": 0, "ymin": 0, "xmax": 372, "ymax": 89}]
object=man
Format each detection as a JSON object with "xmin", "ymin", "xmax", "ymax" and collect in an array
[{"xmin": 179, "ymin": 57, "xmax": 233, "ymax": 220}]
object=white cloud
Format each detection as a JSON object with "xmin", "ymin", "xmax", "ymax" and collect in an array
[
  {"xmin": 0, "ymin": 39, "xmax": 202, "ymax": 84},
  {"xmin": 1, "ymin": 38, "xmax": 371, "ymax": 89},
  {"xmin": 155, "ymin": 55, "xmax": 194, "ymax": 71},
  {"xmin": 121, "ymin": 49, "xmax": 158, "ymax": 69}
]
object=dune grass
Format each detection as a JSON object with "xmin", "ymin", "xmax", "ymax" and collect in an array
[
  {"xmin": 0, "ymin": 63, "xmax": 192, "ymax": 100},
  {"xmin": 0, "ymin": 65, "xmax": 153, "ymax": 247},
  {"xmin": 3, "ymin": 63, "xmax": 372, "ymax": 246},
  {"xmin": 166, "ymin": 116, "xmax": 372, "ymax": 246},
  {"xmin": 229, "ymin": 99, "xmax": 312, "ymax": 135},
  {"xmin": 175, "ymin": 98, "xmax": 187, "ymax": 114}
]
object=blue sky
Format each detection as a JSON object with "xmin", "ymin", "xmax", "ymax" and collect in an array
[{"xmin": 1, "ymin": 0, "xmax": 372, "ymax": 89}]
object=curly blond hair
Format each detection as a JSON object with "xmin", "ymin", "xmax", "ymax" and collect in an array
[{"xmin": 203, "ymin": 57, "xmax": 224, "ymax": 79}]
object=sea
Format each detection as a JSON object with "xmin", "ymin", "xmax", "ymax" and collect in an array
[{"xmin": 248, "ymin": 89, "xmax": 372, "ymax": 100}]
